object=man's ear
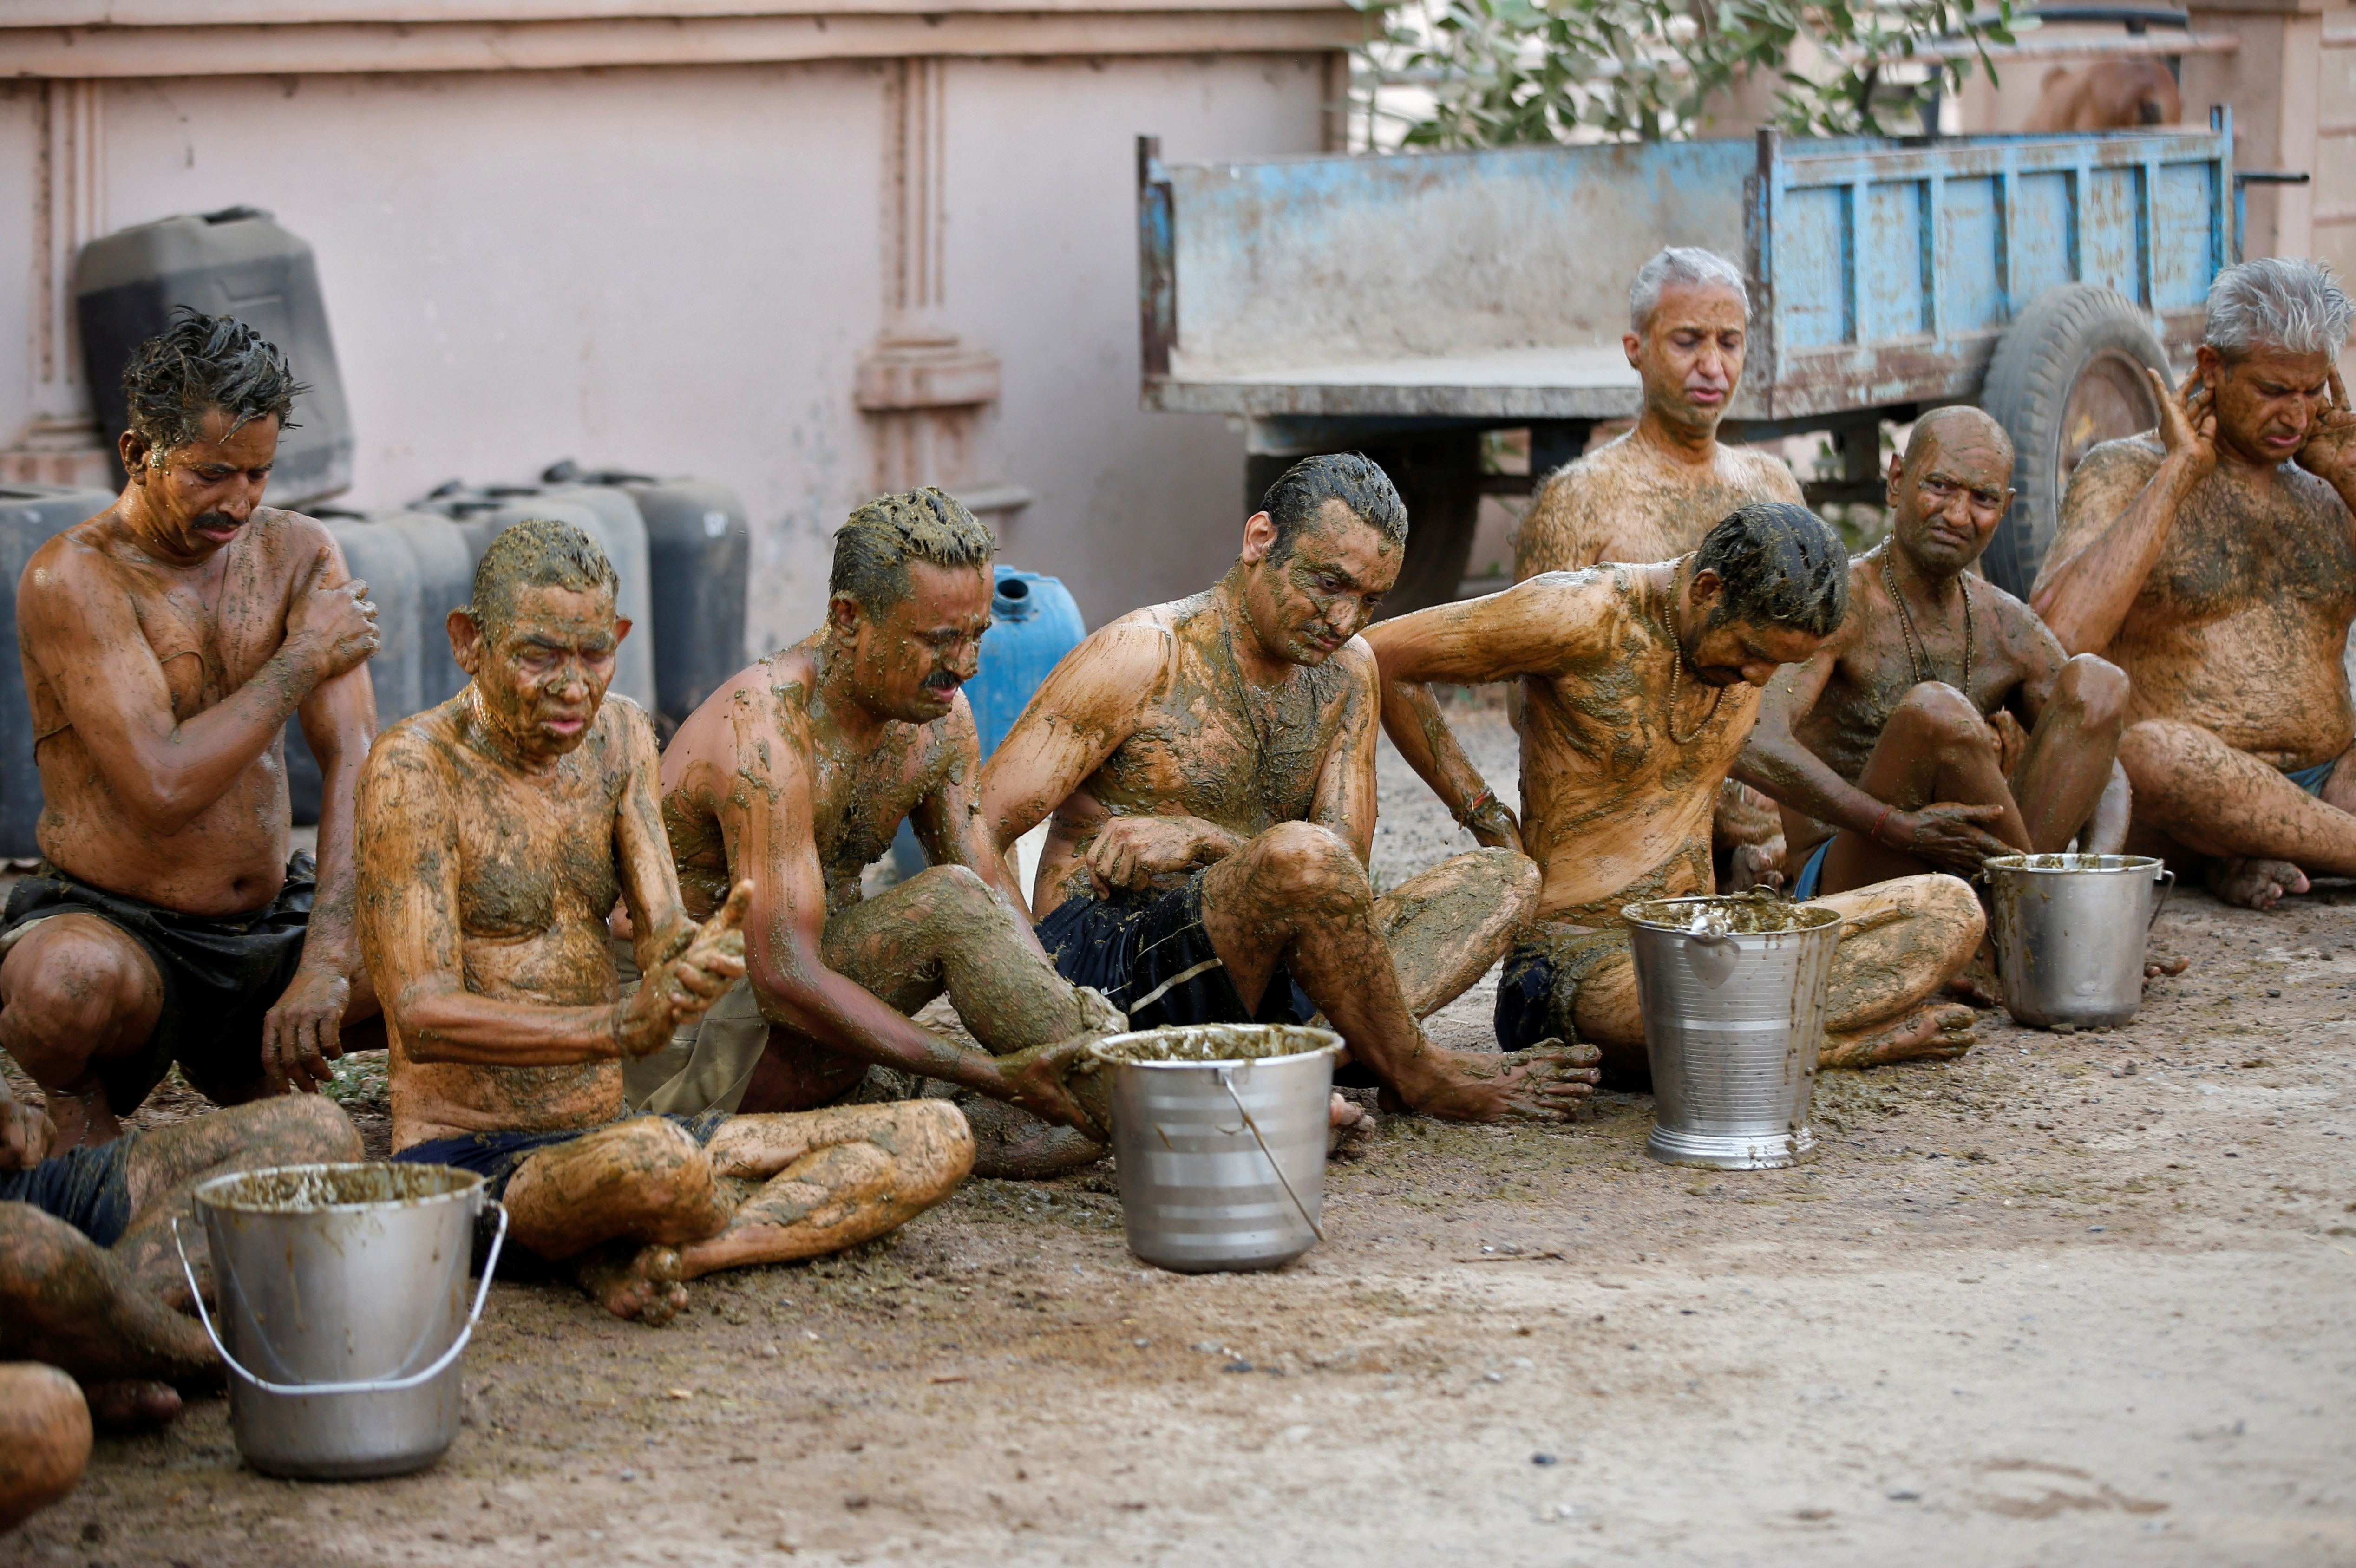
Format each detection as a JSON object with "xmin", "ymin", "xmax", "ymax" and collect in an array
[
  {"xmin": 1886, "ymin": 449, "xmax": 1907, "ymax": 510},
  {"xmin": 2193, "ymin": 344, "xmax": 2222, "ymax": 392},
  {"xmin": 1623, "ymin": 330, "xmax": 1643, "ymax": 371},
  {"xmin": 828, "ymin": 593, "xmax": 865, "ymax": 637},
  {"xmin": 1240, "ymin": 510, "xmax": 1277, "ymax": 565},
  {"xmin": 118, "ymin": 431, "xmax": 153, "ymax": 481},
  {"xmin": 1685, "ymin": 566, "xmax": 1726, "ymax": 621},
  {"xmin": 448, "ymin": 608, "xmax": 484, "ymax": 674},
  {"xmin": 613, "ymin": 616, "xmax": 633, "ymax": 648}
]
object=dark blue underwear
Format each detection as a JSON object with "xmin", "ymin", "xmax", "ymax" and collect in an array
[
  {"xmin": 394, "ymin": 1111, "xmax": 728, "ymax": 1203},
  {"xmin": 0, "ymin": 1134, "xmax": 138, "ymax": 1248},
  {"xmin": 1792, "ymin": 837, "xmax": 1833, "ymax": 901},
  {"xmin": 2284, "ymin": 755, "xmax": 2340, "ymax": 797}
]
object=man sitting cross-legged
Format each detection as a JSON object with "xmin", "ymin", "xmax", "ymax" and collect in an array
[
  {"xmin": 981, "ymin": 454, "xmax": 1598, "ymax": 1122},
  {"xmin": 1513, "ymin": 246, "xmax": 1806, "ymax": 890},
  {"xmin": 2, "ymin": 310, "xmax": 381, "ymax": 1149},
  {"xmin": 362, "ymin": 520, "xmax": 971, "ymax": 1325},
  {"xmin": 654, "ymin": 489, "xmax": 1122, "ymax": 1178},
  {"xmin": 1737, "ymin": 407, "xmax": 2132, "ymax": 920},
  {"xmin": 1, "ymin": 1071, "xmax": 358, "ymax": 1488},
  {"xmin": 2033, "ymin": 257, "xmax": 2356, "ymax": 909},
  {"xmin": 1368, "ymin": 503, "xmax": 1987, "ymax": 1086}
]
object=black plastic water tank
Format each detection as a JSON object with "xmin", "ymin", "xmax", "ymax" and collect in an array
[
  {"xmin": 370, "ymin": 508, "xmax": 479, "ymax": 709},
  {"xmin": 283, "ymin": 514, "xmax": 421, "ymax": 826},
  {"xmin": 0, "ymin": 484, "xmax": 120, "ymax": 857},
  {"xmin": 74, "ymin": 207, "xmax": 354, "ymax": 506}
]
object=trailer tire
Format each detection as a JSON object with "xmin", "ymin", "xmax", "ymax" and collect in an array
[{"xmin": 1980, "ymin": 283, "xmax": 2169, "ymax": 597}]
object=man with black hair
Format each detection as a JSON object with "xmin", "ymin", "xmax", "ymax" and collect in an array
[
  {"xmin": 654, "ymin": 488, "xmax": 1125, "ymax": 1177},
  {"xmin": 982, "ymin": 454, "xmax": 1600, "ymax": 1123},
  {"xmin": 1368, "ymin": 502, "xmax": 1988, "ymax": 1082},
  {"xmin": 2, "ymin": 310, "xmax": 380, "ymax": 1146}
]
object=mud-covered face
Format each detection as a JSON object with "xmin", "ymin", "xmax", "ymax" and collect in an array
[
  {"xmin": 1683, "ymin": 569, "xmax": 1826, "ymax": 687},
  {"xmin": 453, "ymin": 584, "xmax": 624, "ymax": 762},
  {"xmin": 119, "ymin": 405, "xmax": 279, "ymax": 562},
  {"xmin": 1627, "ymin": 282, "xmax": 1747, "ymax": 434},
  {"xmin": 839, "ymin": 560, "xmax": 992, "ymax": 724},
  {"xmin": 1241, "ymin": 502, "xmax": 1399, "ymax": 665},
  {"xmin": 1889, "ymin": 425, "xmax": 2013, "ymax": 576},
  {"xmin": 2198, "ymin": 343, "xmax": 2337, "ymax": 466}
]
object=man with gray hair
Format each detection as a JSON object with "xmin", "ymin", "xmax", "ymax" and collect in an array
[
  {"xmin": 1512, "ymin": 245, "xmax": 1805, "ymax": 889},
  {"xmin": 2034, "ymin": 256, "xmax": 2356, "ymax": 908}
]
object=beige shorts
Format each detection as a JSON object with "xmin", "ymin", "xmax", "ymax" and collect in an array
[{"xmin": 622, "ymin": 978, "xmax": 770, "ymax": 1117}]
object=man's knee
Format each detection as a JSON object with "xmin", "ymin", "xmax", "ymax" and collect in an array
[
  {"xmin": 0, "ymin": 1363, "xmax": 90, "ymax": 1532},
  {"xmin": 1890, "ymin": 681, "xmax": 1988, "ymax": 751},
  {"xmin": 240, "ymin": 1094, "xmax": 361, "ymax": 1162},
  {"xmin": 0, "ymin": 924, "xmax": 155, "ymax": 1051},
  {"xmin": 1244, "ymin": 822, "xmax": 1368, "ymax": 902},
  {"xmin": 890, "ymin": 1099, "xmax": 975, "ymax": 1197},
  {"xmin": 1462, "ymin": 846, "xmax": 1541, "ymax": 925},
  {"xmin": 2053, "ymin": 653, "xmax": 2130, "ymax": 732},
  {"xmin": 895, "ymin": 863, "xmax": 1014, "ymax": 930},
  {"xmin": 2116, "ymin": 718, "xmax": 2201, "ymax": 787}
]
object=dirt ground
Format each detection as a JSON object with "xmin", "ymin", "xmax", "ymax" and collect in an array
[{"xmin": 6, "ymin": 699, "xmax": 2353, "ymax": 1568}]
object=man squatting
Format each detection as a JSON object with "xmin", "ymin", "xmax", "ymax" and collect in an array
[{"xmin": 1514, "ymin": 247, "xmax": 1804, "ymax": 890}]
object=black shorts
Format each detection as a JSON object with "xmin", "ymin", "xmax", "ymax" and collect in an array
[
  {"xmin": 1493, "ymin": 927, "xmax": 1647, "ymax": 1091},
  {"xmin": 0, "ymin": 1133, "xmax": 139, "ymax": 1248},
  {"xmin": 1036, "ymin": 869, "xmax": 1314, "ymax": 1033},
  {"xmin": 0, "ymin": 855, "xmax": 315, "ymax": 1112}
]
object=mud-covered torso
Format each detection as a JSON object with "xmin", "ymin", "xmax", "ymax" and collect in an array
[
  {"xmin": 1518, "ymin": 568, "xmax": 1760, "ymax": 926},
  {"xmin": 1517, "ymin": 435, "xmax": 1804, "ymax": 578},
  {"xmin": 384, "ymin": 697, "xmax": 640, "ymax": 1145},
  {"xmin": 1037, "ymin": 595, "xmax": 1358, "ymax": 911},
  {"xmin": 22, "ymin": 507, "xmax": 313, "ymax": 914},
  {"xmin": 2068, "ymin": 437, "xmax": 2356, "ymax": 765},
  {"xmin": 664, "ymin": 649, "xmax": 967, "ymax": 921}
]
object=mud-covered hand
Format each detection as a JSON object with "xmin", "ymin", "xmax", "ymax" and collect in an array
[
  {"xmin": 994, "ymin": 1037, "xmax": 1110, "ymax": 1141},
  {"xmin": 1987, "ymin": 708, "xmax": 2029, "ymax": 781},
  {"xmin": 2299, "ymin": 369, "xmax": 2356, "ymax": 495},
  {"xmin": 0, "ymin": 1081, "xmax": 54, "ymax": 1170},
  {"xmin": 1464, "ymin": 796, "xmax": 1524, "ymax": 854},
  {"xmin": 262, "ymin": 966, "xmax": 351, "ymax": 1095},
  {"xmin": 1084, "ymin": 815, "xmax": 1230, "ymax": 895},
  {"xmin": 284, "ymin": 544, "xmax": 380, "ymax": 684},
  {"xmin": 1403, "ymin": 1040, "xmax": 1603, "ymax": 1123},
  {"xmin": 618, "ymin": 881, "xmax": 750, "ymax": 1057},
  {"xmin": 1885, "ymin": 802, "xmax": 2014, "ymax": 877},
  {"xmin": 2151, "ymin": 368, "xmax": 2218, "ymax": 484}
]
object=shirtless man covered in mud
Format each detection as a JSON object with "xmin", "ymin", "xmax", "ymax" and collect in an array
[
  {"xmin": 657, "ymin": 489, "xmax": 1119, "ymax": 1176},
  {"xmin": 2033, "ymin": 257, "xmax": 2356, "ymax": 910},
  {"xmin": 362, "ymin": 521, "xmax": 970, "ymax": 1324},
  {"xmin": 1, "ymin": 1074, "xmax": 357, "ymax": 1526},
  {"xmin": 1368, "ymin": 502, "xmax": 1987, "ymax": 1085},
  {"xmin": 981, "ymin": 454, "xmax": 1596, "ymax": 1121},
  {"xmin": 1738, "ymin": 407, "xmax": 2132, "ymax": 905},
  {"xmin": 1513, "ymin": 247, "xmax": 1806, "ymax": 889},
  {"xmin": 1, "ymin": 310, "xmax": 380, "ymax": 1149}
]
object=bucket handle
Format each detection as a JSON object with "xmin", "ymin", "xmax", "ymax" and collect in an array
[
  {"xmin": 1211, "ymin": 1062, "xmax": 1325, "ymax": 1245},
  {"xmin": 2149, "ymin": 866, "xmax": 2176, "ymax": 931},
  {"xmin": 171, "ymin": 1201, "xmax": 507, "ymax": 1398}
]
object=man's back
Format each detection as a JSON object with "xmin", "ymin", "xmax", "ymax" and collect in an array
[
  {"xmin": 2050, "ymin": 435, "xmax": 2356, "ymax": 760},
  {"xmin": 19, "ymin": 505, "xmax": 327, "ymax": 914},
  {"xmin": 1516, "ymin": 434, "xmax": 1803, "ymax": 578}
]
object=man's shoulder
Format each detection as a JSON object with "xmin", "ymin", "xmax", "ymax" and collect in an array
[
  {"xmin": 2073, "ymin": 433, "xmax": 2166, "ymax": 486},
  {"xmin": 1723, "ymin": 444, "xmax": 1805, "ymax": 501},
  {"xmin": 363, "ymin": 703, "xmax": 464, "ymax": 786}
]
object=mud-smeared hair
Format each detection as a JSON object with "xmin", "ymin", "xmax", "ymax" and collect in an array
[
  {"xmin": 830, "ymin": 487, "xmax": 995, "ymax": 615},
  {"xmin": 1694, "ymin": 501, "xmax": 1848, "ymax": 637},
  {"xmin": 2205, "ymin": 256, "xmax": 2355, "ymax": 361},
  {"xmin": 1260, "ymin": 452, "xmax": 1409, "ymax": 562},
  {"xmin": 469, "ymin": 518, "xmax": 619, "ymax": 635},
  {"xmin": 121, "ymin": 306, "xmax": 306, "ymax": 457},
  {"xmin": 1629, "ymin": 247, "xmax": 1749, "ymax": 334}
]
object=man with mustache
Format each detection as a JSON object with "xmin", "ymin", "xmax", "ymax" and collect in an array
[
  {"xmin": 653, "ymin": 489, "xmax": 1123, "ymax": 1176},
  {"xmin": 1737, "ymin": 407, "xmax": 2132, "ymax": 908},
  {"xmin": 1369, "ymin": 502, "xmax": 1988, "ymax": 1082},
  {"xmin": 2032, "ymin": 258, "xmax": 2356, "ymax": 910},
  {"xmin": 982, "ymin": 455, "xmax": 1598, "ymax": 1122},
  {"xmin": 1512, "ymin": 248, "xmax": 1806, "ymax": 890},
  {"xmin": 1, "ymin": 310, "xmax": 380, "ymax": 1148},
  {"xmin": 364, "ymin": 520, "xmax": 970, "ymax": 1324}
]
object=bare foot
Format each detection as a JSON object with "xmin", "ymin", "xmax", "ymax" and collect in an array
[
  {"xmin": 1820, "ymin": 1002, "xmax": 1978, "ymax": 1069},
  {"xmin": 2144, "ymin": 954, "xmax": 2190, "ymax": 981},
  {"xmin": 573, "ymin": 1242, "xmax": 687, "ymax": 1325},
  {"xmin": 2206, "ymin": 856, "xmax": 2309, "ymax": 910},
  {"xmin": 1944, "ymin": 944, "xmax": 2004, "ymax": 1007},
  {"xmin": 1404, "ymin": 1040, "xmax": 1603, "ymax": 1123},
  {"xmin": 1326, "ymin": 1091, "xmax": 1378, "ymax": 1161},
  {"xmin": 80, "ymin": 1379, "xmax": 182, "ymax": 1432},
  {"xmin": 1723, "ymin": 842, "xmax": 1785, "ymax": 895}
]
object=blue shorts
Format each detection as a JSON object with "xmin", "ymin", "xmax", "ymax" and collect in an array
[
  {"xmin": 2284, "ymin": 755, "xmax": 2341, "ymax": 797},
  {"xmin": 0, "ymin": 1134, "xmax": 138, "ymax": 1248},
  {"xmin": 1792, "ymin": 838, "xmax": 1834, "ymax": 901},
  {"xmin": 393, "ymin": 1111, "xmax": 728, "ymax": 1203}
]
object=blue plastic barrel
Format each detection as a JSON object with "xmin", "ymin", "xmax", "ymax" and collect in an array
[
  {"xmin": 888, "ymin": 565, "xmax": 1086, "ymax": 878},
  {"xmin": 0, "ymin": 484, "xmax": 120, "ymax": 857}
]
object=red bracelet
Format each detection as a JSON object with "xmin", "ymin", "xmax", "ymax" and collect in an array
[{"xmin": 1869, "ymin": 803, "xmax": 1893, "ymax": 846}]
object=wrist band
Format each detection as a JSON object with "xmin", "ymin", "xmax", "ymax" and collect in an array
[
  {"xmin": 1454, "ymin": 786, "xmax": 1496, "ymax": 828},
  {"xmin": 1869, "ymin": 803, "xmax": 1894, "ymax": 847}
]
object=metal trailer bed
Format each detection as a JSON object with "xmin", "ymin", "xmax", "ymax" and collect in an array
[{"xmin": 1136, "ymin": 113, "xmax": 2242, "ymax": 605}]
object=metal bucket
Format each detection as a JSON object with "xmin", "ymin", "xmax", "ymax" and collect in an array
[
  {"xmin": 1624, "ymin": 896, "xmax": 1843, "ymax": 1170},
  {"xmin": 173, "ymin": 1163, "xmax": 506, "ymax": 1480},
  {"xmin": 1096, "ymin": 1024, "xmax": 1339, "ymax": 1274},
  {"xmin": 1985, "ymin": 853, "xmax": 2173, "ymax": 1030}
]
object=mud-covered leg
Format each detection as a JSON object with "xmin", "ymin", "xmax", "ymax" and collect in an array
[
  {"xmin": 0, "ymin": 915, "xmax": 165, "ymax": 1149},
  {"xmin": 2008, "ymin": 654, "xmax": 2130, "ymax": 853},
  {"xmin": 0, "ymin": 1363, "xmax": 90, "ymax": 1532},
  {"xmin": 112, "ymin": 1095, "xmax": 360, "ymax": 1300},
  {"xmin": 2121, "ymin": 718, "xmax": 2356, "ymax": 909},
  {"xmin": 0, "ymin": 1205, "xmax": 214, "ymax": 1387},
  {"xmin": 501, "ymin": 1119, "xmax": 731, "ymax": 1325},
  {"xmin": 825, "ymin": 865, "xmax": 1108, "ymax": 1176},
  {"xmin": 1371, "ymin": 848, "xmax": 1539, "ymax": 1019},
  {"xmin": 1811, "ymin": 874, "xmax": 1984, "ymax": 1067},
  {"xmin": 674, "ymin": 1101, "xmax": 974, "ymax": 1277}
]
